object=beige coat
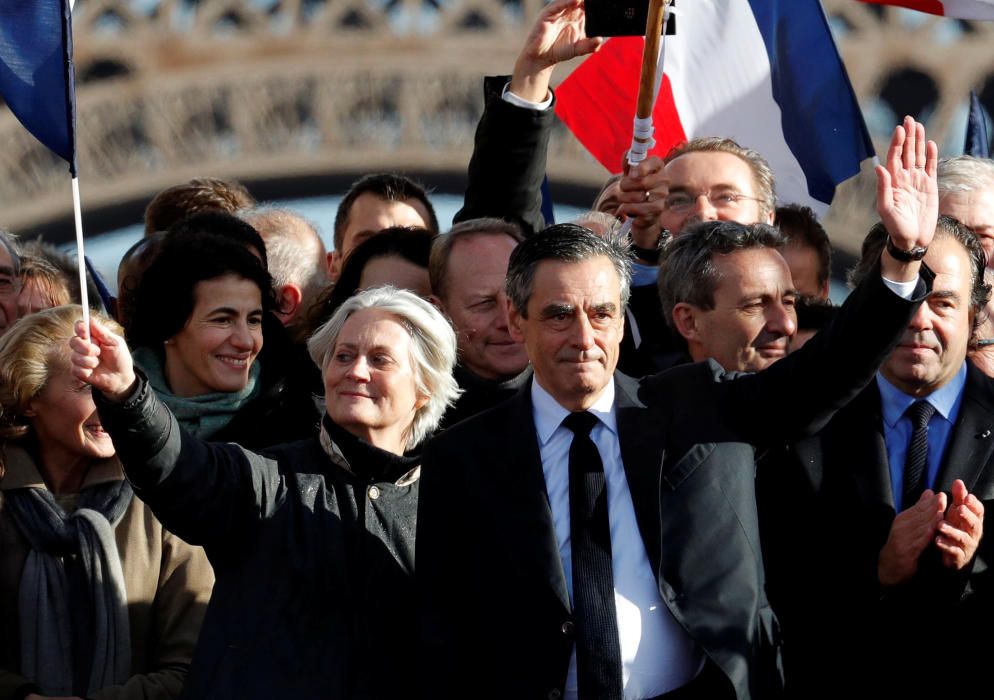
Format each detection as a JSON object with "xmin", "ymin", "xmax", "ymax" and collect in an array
[{"xmin": 0, "ymin": 445, "xmax": 214, "ymax": 700}]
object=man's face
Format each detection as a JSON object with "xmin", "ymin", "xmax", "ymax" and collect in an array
[
  {"xmin": 660, "ymin": 151, "xmax": 773, "ymax": 236},
  {"xmin": 881, "ymin": 236, "xmax": 974, "ymax": 396},
  {"xmin": 507, "ymin": 257, "xmax": 624, "ymax": 411},
  {"xmin": 329, "ymin": 193, "xmax": 432, "ymax": 279},
  {"xmin": 434, "ymin": 234, "xmax": 528, "ymax": 381},
  {"xmin": 781, "ymin": 241, "xmax": 829, "ymax": 299},
  {"xmin": 0, "ymin": 245, "xmax": 19, "ymax": 337},
  {"xmin": 940, "ymin": 187, "xmax": 994, "ymax": 268},
  {"xmin": 676, "ymin": 247, "xmax": 798, "ymax": 372}
]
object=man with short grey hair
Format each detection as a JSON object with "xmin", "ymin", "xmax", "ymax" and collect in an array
[
  {"xmin": 242, "ymin": 207, "xmax": 329, "ymax": 342},
  {"xmin": 0, "ymin": 229, "xmax": 22, "ymax": 337},
  {"xmin": 658, "ymin": 220, "xmax": 798, "ymax": 372},
  {"xmin": 938, "ymin": 155, "xmax": 994, "ymax": 267}
]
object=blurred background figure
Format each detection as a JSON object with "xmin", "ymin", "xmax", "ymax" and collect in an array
[
  {"xmin": 144, "ymin": 177, "xmax": 256, "ymax": 237},
  {"xmin": 0, "ymin": 305, "xmax": 213, "ymax": 700}
]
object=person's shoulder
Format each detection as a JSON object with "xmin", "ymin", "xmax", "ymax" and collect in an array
[{"xmin": 638, "ymin": 358, "xmax": 733, "ymax": 401}]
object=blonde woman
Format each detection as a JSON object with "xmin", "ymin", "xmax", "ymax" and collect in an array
[{"xmin": 0, "ymin": 305, "xmax": 213, "ymax": 700}]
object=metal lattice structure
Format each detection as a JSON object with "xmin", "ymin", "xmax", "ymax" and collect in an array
[{"xmin": 0, "ymin": 0, "xmax": 992, "ymax": 251}]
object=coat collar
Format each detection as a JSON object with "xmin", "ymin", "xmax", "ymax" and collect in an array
[{"xmin": 0, "ymin": 443, "xmax": 124, "ymax": 492}]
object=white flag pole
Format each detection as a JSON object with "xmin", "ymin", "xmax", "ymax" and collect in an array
[
  {"xmin": 71, "ymin": 176, "xmax": 90, "ymax": 333},
  {"xmin": 620, "ymin": 0, "xmax": 672, "ymax": 239}
]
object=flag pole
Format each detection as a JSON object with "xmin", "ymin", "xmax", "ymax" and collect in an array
[
  {"xmin": 626, "ymin": 0, "xmax": 671, "ymax": 167},
  {"xmin": 60, "ymin": 0, "xmax": 90, "ymax": 333}
]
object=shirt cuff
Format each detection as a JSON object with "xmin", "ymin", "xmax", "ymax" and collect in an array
[
  {"xmin": 501, "ymin": 81, "xmax": 553, "ymax": 111},
  {"xmin": 881, "ymin": 275, "xmax": 919, "ymax": 300}
]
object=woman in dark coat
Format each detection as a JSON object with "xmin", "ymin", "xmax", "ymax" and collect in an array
[{"xmin": 69, "ymin": 287, "xmax": 459, "ymax": 699}]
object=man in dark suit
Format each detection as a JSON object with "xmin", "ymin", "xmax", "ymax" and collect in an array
[
  {"xmin": 766, "ymin": 216, "xmax": 991, "ymax": 697},
  {"xmin": 417, "ymin": 116, "xmax": 939, "ymax": 700}
]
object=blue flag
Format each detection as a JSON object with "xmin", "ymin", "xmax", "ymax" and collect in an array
[
  {"xmin": 0, "ymin": 1, "xmax": 77, "ymax": 174},
  {"xmin": 965, "ymin": 90, "xmax": 990, "ymax": 158}
]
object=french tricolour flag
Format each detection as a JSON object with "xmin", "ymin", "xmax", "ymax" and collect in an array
[
  {"xmin": 860, "ymin": 0, "xmax": 994, "ymax": 19},
  {"xmin": 555, "ymin": 0, "xmax": 875, "ymax": 213}
]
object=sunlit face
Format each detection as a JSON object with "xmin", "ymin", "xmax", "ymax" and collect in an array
[
  {"xmin": 660, "ymin": 151, "xmax": 772, "ymax": 236},
  {"xmin": 677, "ymin": 247, "xmax": 798, "ymax": 373},
  {"xmin": 881, "ymin": 236, "xmax": 974, "ymax": 397},
  {"xmin": 508, "ymin": 257, "xmax": 624, "ymax": 411},
  {"xmin": 359, "ymin": 255, "xmax": 431, "ymax": 299},
  {"xmin": 165, "ymin": 275, "xmax": 264, "ymax": 397},
  {"xmin": 0, "ymin": 245, "xmax": 19, "ymax": 337},
  {"xmin": 330, "ymin": 194, "xmax": 432, "ymax": 279},
  {"xmin": 27, "ymin": 362, "xmax": 115, "ymax": 466},
  {"xmin": 323, "ymin": 308, "xmax": 428, "ymax": 450},
  {"xmin": 940, "ymin": 187, "xmax": 994, "ymax": 268},
  {"xmin": 435, "ymin": 234, "xmax": 528, "ymax": 381}
]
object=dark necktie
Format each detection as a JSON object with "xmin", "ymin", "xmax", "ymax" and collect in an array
[
  {"xmin": 902, "ymin": 400, "xmax": 937, "ymax": 510},
  {"xmin": 562, "ymin": 411, "xmax": 623, "ymax": 700}
]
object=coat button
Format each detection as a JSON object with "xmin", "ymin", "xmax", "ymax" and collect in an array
[
  {"xmin": 548, "ymin": 690, "xmax": 562, "ymax": 700},
  {"xmin": 561, "ymin": 621, "xmax": 574, "ymax": 636},
  {"xmin": 368, "ymin": 486, "xmax": 380, "ymax": 500}
]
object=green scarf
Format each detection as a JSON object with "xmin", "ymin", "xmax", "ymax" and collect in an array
[{"xmin": 132, "ymin": 346, "xmax": 262, "ymax": 439}]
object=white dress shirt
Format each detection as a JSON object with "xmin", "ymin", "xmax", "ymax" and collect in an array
[{"xmin": 531, "ymin": 378, "xmax": 704, "ymax": 700}]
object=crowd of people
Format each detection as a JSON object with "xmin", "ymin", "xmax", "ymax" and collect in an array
[{"xmin": 1, "ymin": 0, "xmax": 993, "ymax": 698}]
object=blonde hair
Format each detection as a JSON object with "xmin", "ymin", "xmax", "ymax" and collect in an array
[
  {"xmin": 307, "ymin": 286, "xmax": 460, "ymax": 449},
  {"xmin": 0, "ymin": 305, "xmax": 122, "ymax": 441}
]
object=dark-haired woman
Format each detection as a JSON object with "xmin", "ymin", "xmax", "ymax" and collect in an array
[{"xmin": 127, "ymin": 226, "xmax": 318, "ymax": 449}]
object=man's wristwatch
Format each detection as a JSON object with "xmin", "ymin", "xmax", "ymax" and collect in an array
[{"xmin": 885, "ymin": 236, "xmax": 928, "ymax": 262}]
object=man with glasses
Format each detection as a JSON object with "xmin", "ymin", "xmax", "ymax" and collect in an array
[{"xmin": 0, "ymin": 230, "xmax": 21, "ymax": 338}]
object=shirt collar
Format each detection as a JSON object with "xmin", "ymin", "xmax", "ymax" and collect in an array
[
  {"xmin": 876, "ymin": 362, "xmax": 968, "ymax": 428},
  {"xmin": 531, "ymin": 376, "xmax": 617, "ymax": 446}
]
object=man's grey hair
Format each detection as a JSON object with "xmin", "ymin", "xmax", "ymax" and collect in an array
[
  {"xmin": 505, "ymin": 223, "xmax": 632, "ymax": 316},
  {"xmin": 307, "ymin": 286, "xmax": 461, "ymax": 449},
  {"xmin": 658, "ymin": 220, "xmax": 786, "ymax": 328},
  {"xmin": 0, "ymin": 229, "xmax": 20, "ymax": 276},
  {"xmin": 938, "ymin": 155, "xmax": 994, "ymax": 197},
  {"xmin": 569, "ymin": 210, "xmax": 622, "ymax": 238},
  {"xmin": 242, "ymin": 206, "xmax": 328, "ymax": 311}
]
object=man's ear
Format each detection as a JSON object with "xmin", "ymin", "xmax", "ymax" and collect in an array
[
  {"xmin": 428, "ymin": 294, "xmax": 445, "ymax": 314},
  {"xmin": 275, "ymin": 284, "xmax": 304, "ymax": 325},
  {"xmin": 671, "ymin": 302, "xmax": 702, "ymax": 343},
  {"xmin": 327, "ymin": 251, "xmax": 340, "ymax": 281},
  {"xmin": 506, "ymin": 297, "xmax": 525, "ymax": 343},
  {"xmin": 763, "ymin": 208, "xmax": 776, "ymax": 225}
]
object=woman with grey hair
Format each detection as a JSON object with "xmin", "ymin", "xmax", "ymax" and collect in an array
[{"xmin": 67, "ymin": 286, "xmax": 460, "ymax": 700}]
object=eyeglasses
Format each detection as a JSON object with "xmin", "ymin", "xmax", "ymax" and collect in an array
[
  {"xmin": 664, "ymin": 190, "xmax": 764, "ymax": 214},
  {"xmin": 977, "ymin": 339, "xmax": 994, "ymax": 348},
  {"xmin": 0, "ymin": 273, "xmax": 20, "ymax": 299}
]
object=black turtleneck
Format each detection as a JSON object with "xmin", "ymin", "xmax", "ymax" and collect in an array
[{"xmin": 321, "ymin": 414, "xmax": 420, "ymax": 483}]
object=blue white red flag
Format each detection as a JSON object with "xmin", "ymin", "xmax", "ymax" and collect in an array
[
  {"xmin": 0, "ymin": 1, "xmax": 78, "ymax": 174},
  {"xmin": 859, "ymin": 1, "xmax": 994, "ymax": 19},
  {"xmin": 555, "ymin": 0, "xmax": 874, "ymax": 213}
]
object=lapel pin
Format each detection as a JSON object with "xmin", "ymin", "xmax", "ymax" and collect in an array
[{"xmin": 977, "ymin": 430, "xmax": 991, "ymax": 439}]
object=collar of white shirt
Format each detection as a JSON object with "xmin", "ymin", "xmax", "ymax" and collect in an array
[{"xmin": 531, "ymin": 376, "xmax": 618, "ymax": 446}]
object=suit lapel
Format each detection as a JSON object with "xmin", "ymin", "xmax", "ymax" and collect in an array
[
  {"xmin": 496, "ymin": 384, "xmax": 571, "ymax": 612},
  {"xmin": 615, "ymin": 373, "xmax": 665, "ymax": 576},
  {"xmin": 935, "ymin": 364, "xmax": 994, "ymax": 494}
]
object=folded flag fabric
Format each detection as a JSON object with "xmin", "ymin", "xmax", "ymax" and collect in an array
[
  {"xmin": 556, "ymin": 0, "xmax": 875, "ymax": 213},
  {"xmin": 858, "ymin": 0, "xmax": 994, "ymax": 20},
  {"xmin": 0, "ymin": 1, "xmax": 77, "ymax": 173}
]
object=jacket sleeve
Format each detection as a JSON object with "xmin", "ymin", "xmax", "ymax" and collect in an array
[
  {"xmin": 91, "ymin": 529, "xmax": 214, "ymax": 700},
  {"xmin": 454, "ymin": 75, "xmax": 555, "ymax": 236},
  {"xmin": 93, "ymin": 375, "xmax": 287, "ymax": 548}
]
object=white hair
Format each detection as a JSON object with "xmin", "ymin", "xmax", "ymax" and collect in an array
[
  {"xmin": 307, "ymin": 286, "xmax": 461, "ymax": 449},
  {"xmin": 938, "ymin": 155, "xmax": 994, "ymax": 196}
]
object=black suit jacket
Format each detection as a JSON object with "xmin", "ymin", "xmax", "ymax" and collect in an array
[
  {"xmin": 765, "ymin": 362, "xmax": 994, "ymax": 697},
  {"xmin": 417, "ymin": 269, "xmax": 930, "ymax": 700}
]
